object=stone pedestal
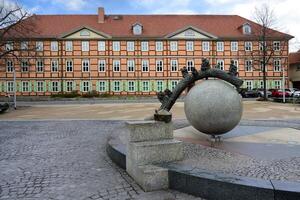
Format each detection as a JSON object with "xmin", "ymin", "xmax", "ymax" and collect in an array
[{"xmin": 126, "ymin": 120, "xmax": 183, "ymax": 192}]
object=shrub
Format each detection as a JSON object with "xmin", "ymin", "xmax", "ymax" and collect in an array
[
  {"xmin": 81, "ymin": 90, "xmax": 100, "ymax": 98},
  {"xmin": 51, "ymin": 90, "xmax": 80, "ymax": 98}
]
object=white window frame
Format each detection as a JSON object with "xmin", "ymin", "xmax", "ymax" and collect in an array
[
  {"xmin": 186, "ymin": 60, "xmax": 194, "ymax": 72},
  {"xmin": 113, "ymin": 81, "xmax": 121, "ymax": 92},
  {"xmin": 98, "ymin": 81, "xmax": 106, "ymax": 92},
  {"xmin": 170, "ymin": 80, "xmax": 178, "ymax": 90},
  {"xmin": 243, "ymin": 24, "xmax": 251, "ymax": 34},
  {"xmin": 113, "ymin": 60, "xmax": 121, "ymax": 72},
  {"xmin": 274, "ymin": 59, "xmax": 281, "ymax": 72},
  {"xmin": 6, "ymin": 60, "xmax": 13, "ymax": 72},
  {"xmin": 232, "ymin": 59, "xmax": 239, "ymax": 71},
  {"xmin": 82, "ymin": 81, "xmax": 90, "ymax": 92},
  {"xmin": 170, "ymin": 59, "xmax": 178, "ymax": 72},
  {"xmin": 82, "ymin": 59, "xmax": 90, "ymax": 72},
  {"xmin": 21, "ymin": 59, "xmax": 29, "ymax": 72},
  {"xmin": 217, "ymin": 42, "xmax": 224, "ymax": 52},
  {"xmin": 36, "ymin": 41, "xmax": 43, "ymax": 51},
  {"xmin": 65, "ymin": 41, "xmax": 73, "ymax": 51},
  {"xmin": 128, "ymin": 81, "xmax": 135, "ymax": 92},
  {"xmin": 98, "ymin": 60, "xmax": 106, "ymax": 72},
  {"xmin": 260, "ymin": 60, "xmax": 267, "ymax": 72},
  {"xmin": 5, "ymin": 42, "xmax": 13, "ymax": 51},
  {"xmin": 274, "ymin": 80, "xmax": 281, "ymax": 89},
  {"xmin": 156, "ymin": 60, "xmax": 163, "ymax": 72},
  {"xmin": 202, "ymin": 41, "xmax": 210, "ymax": 51},
  {"xmin": 66, "ymin": 81, "xmax": 73, "ymax": 92},
  {"xmin": 231, "ymin": 41, "xmax": 238, "ymax": 51},
  {"xmin": 81, "ymin": 41, "xmax": 89, "ymax": 52},
  {"xmin": 98, "ymin": 41, "xmax": 105, "ymax": 51},
  {"xmin": 156, "ymin": 41, "xmax": 163, "ymax": 51},
  {"xmin": 273, "ymin": 41, "xmax": 280, "ymax": 51},
  {"xmin": 245, "ymin": 80, "xmax": 253, "ymax": 90},
  {"xmin": 127, "ymin": 60, "xmax": 135, "ymax": 72},
  {"xmin": 156, "ymin": 80, "xmax": 163, "ymax": 92},
  {"xmin": 36, "ymin": 59, "xmax": 44, "ymax": 72},
  {"xmin": 127, "ymin": 41, "xmax": 135, "ymax": 52},
  {"xmin": 21, "ymin": 41, "xmax": 28, "ymax": 50},
  {"xmin": 51, "ymin": 41, "xmax": 58, "ymax": 51},
  {"xmin": 52, "ymin": 81, "xmax": 59, "ymax": 92},
  {"xmin": 66, "ymin": 59, "xmax": 73, "ymax": 72},
  {"xmin": 51, "ymin": 59, "xmax": 59, "ymax": 72},
  {"xmin": 245, "ymin": 41, "xmax": 252, "ymax": 51},
  {"xmin": 259, "ymin": 41, "xmax": 266, "ymax": 51},
  {"xmin": 22, "ymin": 81, "xmax": 29, "ymax": 92},
  {"xmin": 186, "ymin": 41, "xmax": 194, "ymax": 51},
  {"xmin": 141, "ymin": 41, "xmax": 148, "ymax": 51},
  {"xmin": 142, "ymin": 60, "xmax": 149, "ymax": 72},
  {"xmin": 112, "ymin": 41, "xmax": 120, "ymax": 51},
  {"xmin": 245, "ymin": 60, "xmax": 253, "ymax": 72},
  {"xmin": 216, "ymin": 59, "xmax": 224, "ymax": 70},
  {"xmin": 142, "ymin": 81, "xmax": 150, "ymax": 92},
  {"xmin": 7, "ymin": 81, "xmax": 14, "ymax": 92},
  {"xmin": 37, "ymin": 81, "xmax": 44, "ymax": 92},
  {"xmin": 170, "ymin": 41, "xmax": 178, "ymax": 51}
]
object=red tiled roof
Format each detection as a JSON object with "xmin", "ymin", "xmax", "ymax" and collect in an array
[
  {"xmin": 8, "ymin": 14, "xmax": 294, "ymax": 39},
  {"xmin": 289, "ymin": 51, "xmax": 300, "ymax": 64}
]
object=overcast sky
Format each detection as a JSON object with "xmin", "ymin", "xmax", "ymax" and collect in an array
[{"xmin": 5, "ymin": 0, "xmax": 300, "ymax": 52}]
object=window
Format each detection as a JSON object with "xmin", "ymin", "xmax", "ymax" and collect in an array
[
  {"xmin": 156, "ymin": 41, "xmax": 163, "ymax": 51},
  {"xmin": 231, "ymin": 41, "xmax": 238, "ymax": 51},
  {"xmin": 82, "ymin": 81, "xmax": 90, "ymax": 92},
  {"xmin": 141, "ymin": 41, "xmax": 148, "ymax": 51},
  {"xmin": 217, "ymin": 42, "xmax": 224, "ymax": 52},
  {"xmin": 37, "ymin": 81, "xmax": 44, "ymax": 92},
  {"xmin": 98, "ymin": 60, "xmax": 106, "ymax": 72},
  {"xmin": 216, "ymin": 59, "xmax": 224, "ymax": 70},
  {"xmin": 98, "ymin": 81, "xmax": 106, "ymax": 92},
  {"xmin": 245, "ymin": 80, "xmax": 253, "ymax": 90},
  {"xmin": 66, "ymin": 60, "xmax": 73, "ymax": 72},
  {"xmin": 51, "ymin": 59, "xmax": 58, "ymax": 72},
  {"xmin": 273, "ymin": 41, "xmax": 280, "ymax": 51},
  {"xmin": 170, "ymin": 59, "xmax": 178, "ymax": 72},
  {"xmin": 82, "ymin": 41, "xmax": 89, "ymax": 51},
  {"xmin": 142, "ymin": 81, "xmax": 149, "ymax": 92},
  {"xmin": 186, "ymin": 41, "xmax": 194, "ymax": 51},
  {"xmin": 259, "ymin": 41, "xmax": 266, "ymax": 51},
  {"xmin": 6, "ymin": 60, "xmax": 13, "ymax": 72},
  {"xmin": 66, "ymin": 41, "xmax": 73, "ymax": 51},
  {"xmin": 21, "ymin": 41, "xmax": 28, "ymax": 50},
  {"xmin": 7, "ymin": 81, "xmax": 14, "ymax": 92},
  {"xmin": 133, "ymin": 24, "xmax": 142, "ymax": 35},
  {"xmin": 156, "ymin": 60, "xmax": 163, "ymax": 72},
  {"xmin": 52, "ymin": 81, "xmax": 59, "ymax": 92},
  {"xmin": 36, "ymin": 41, "xmax": 43, "ymax": 51},
  {"xmin": 22, "ymin": 81, "xmax": 29, "ymax": 92},
  {"xmin": 21, "ymin": 59, "xmax": 29, "ymax": 72},
  {"xmin": 187, "ymin": 60, "xmax": 194, "ymax": 72},
  {"xmin": 274, "ymin": 80, "xmax": 281, "ymax": 89},
  {"xmin": 127, "ymin": 60, "xmax": 135, "ymax": 72},
  {"xmin": 80, "ymin": 30, "xmax": 90, "ymax": 36},
  {"xmin": 51, "ymin": 41, "xmax": 58, "ymax": 51},
  {"xmin": 232, "ymin": 59, "xmax": 239, "ymax": 71},
  {"xmin": 259, "ymin": 80, "xmax": 264, "ymax": 89},
  {"xmin": 112, "ymin": 41, "xmax": 120, "ymax": 51},
  {"xmin": 36, "ymin": 59, "xmax": 44, "ymax": 72},
  {"xmin": 184, "ymin": 30, "xmax": 195, "ymax": 37},
  {"xmin": 243, "ymin": 24, "xmax": 251, "ymax": 34},
  {"xmin": 142, "ymin": 60, "xmax": 149, "ymax": 72},
  {"xmin": 156, "ymin": 81, "xmax": 163, "ymax": 92},
  {"xmin": 128, "ymin": 81, "xmax": 135, "ymax": 92},
  {"xmin": 245, "ymin": 60, "xmax": 253, "ymax": 71},
  {"xmin": 170, "ymin": 80, "xmax": 178, "ymax": 90},
  {"xmin": 170, "ymin": 41, "xmax": 178, "ymax": 51},
  {"xmin": 274, "ymin": 59, "xmax": 281, "ymax": 72},
  {"xmin": 5, "ymin": 42, "xmax": 13, "ymax": 51},
  {"xmin": 98, "ymin": 41, "xmax": 105, "ymax": 51},
  {"xmin": 113, "ymin": 81, "xmax": 120, "ymax": 92},
  {"xmin": 260, "ymin": 60, "xmax": 267, "ymax": 72},
  {"xmin": 202, "ymin": 41, "xmax": 210, "ymax": 51},
  {"xmin": 245, "ymin": 41, "xmax": 252, "ymax": 51},
  {"xmin": 113, "ymin": 60, "xmax": 120, "ymax": 72},
  {"xmin": 66, "ymin": 81, "xmax": 73, "ymax": 92},
  {"xmin": 127, "ymin": 41, "xmax": 135, "ymax": 51},
  {"xmin": 82, "ymin": 59, "xmax": 90, "ymax": 72}
]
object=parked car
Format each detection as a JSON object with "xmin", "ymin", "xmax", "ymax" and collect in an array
[
  {"xmin": 289, "ymin": 88, "xmax": 300, "ymax": 96},
  {"xmin": 255, "ymin": 88, "xmax": 272, "ymax": 98},
  {"xmin": 293, "ymin": 90, "xmax": 300, "ymax": 98},
  {"xmin": 271, "ymin": 89, "xmax": 291, "ymax": 98},
  {"xmin": 239, "ymin": 88, "xmax": 257, "ymax": 98}
]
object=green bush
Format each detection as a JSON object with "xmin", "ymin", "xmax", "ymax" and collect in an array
[
  {"xmin": 51, "ymin": 90, "xmax": 80, "ymax": 98},
  {"xmin": 81, "ymin": 90, "xmax": 100, "ymax": 98}
]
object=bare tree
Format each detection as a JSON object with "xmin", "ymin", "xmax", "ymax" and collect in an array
[{"xmin": 247, "ymin": 4, "xmax": 292, "ymax": 100}]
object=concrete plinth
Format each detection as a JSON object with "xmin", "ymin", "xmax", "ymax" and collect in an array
[{"xmin": 126, "ymin": 120, "xmax": 183, "ymax": 192}]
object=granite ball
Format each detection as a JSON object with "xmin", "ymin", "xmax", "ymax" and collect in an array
[{"xmin": 184, "ymin": 80, "xmax": 243, "ymax": 135}]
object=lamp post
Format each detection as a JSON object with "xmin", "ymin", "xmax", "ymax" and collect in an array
[
  {"xmin": 13, "ymin": 68, "xmax": 17, "ymax": 109},
  {"xmin": 282, "ymin": 65, "xmax": 285, "ymax": 103}
]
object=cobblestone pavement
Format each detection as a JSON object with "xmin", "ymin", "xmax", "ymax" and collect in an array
[{"xmin": 0, "ymin": 120, "xmax": 204, "ymax": 200}]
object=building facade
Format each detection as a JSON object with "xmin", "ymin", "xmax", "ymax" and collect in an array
[
  {"xmin": 0, "ymin": 8, "xmax": 293, "ymax": 96},
  {"xmin": 289, "ymin": 50, "xmax": 300, "ymax": 89}
]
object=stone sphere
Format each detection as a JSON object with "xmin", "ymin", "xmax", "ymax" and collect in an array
[{"xmin": 184, "ymin": 80, "xmax": 243, "ymax": 135}]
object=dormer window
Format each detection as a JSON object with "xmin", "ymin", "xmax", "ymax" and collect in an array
[
  {"xmin": 80, "ymin": 30, "xmax": 90, "ymax": 36},
  {"xmin": 133, "ymin": 23, "xmax": 142, "ymax": 35},
  {"xmin": 184, "ymin": 29, "xmax": 195, "ymax": 37},
  {"xmin": 243, "ymin": 23, "xmax": 251, "ymax": 35}
]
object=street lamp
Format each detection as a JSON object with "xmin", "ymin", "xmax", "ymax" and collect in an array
[
  {"xmin": 282, "ymin": 64, "xmax": 285, "ymax": 103},
  {"xmin": 13, "ymin": 68, "xmax": 16, "ymax": 109}
]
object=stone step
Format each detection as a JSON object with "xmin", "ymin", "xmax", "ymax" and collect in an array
[
  {"xmin": 127, "ymin": 139, "xmax": 183, "ymax": 166},
  {"xmin": 126, "ymin": 120, "xmax": 173, "ymax": 142}
]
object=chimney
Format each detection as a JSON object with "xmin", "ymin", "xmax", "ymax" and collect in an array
[{"xmin": 98, "ymin": 7, "xmax": 104, "ymax": 23}]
